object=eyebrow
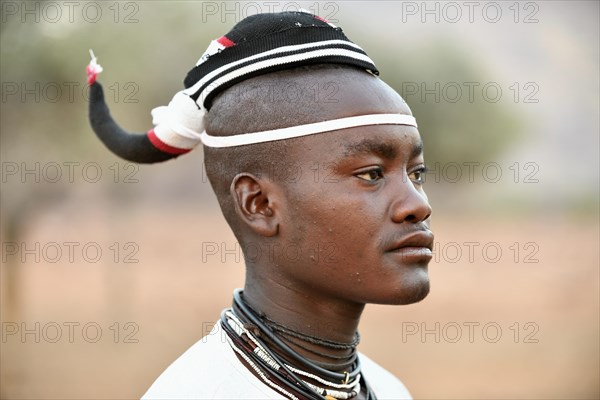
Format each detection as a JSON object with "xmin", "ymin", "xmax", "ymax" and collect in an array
[{"xmin": 342, "ymin": 138, "xmax": 423, "ymax": 160}]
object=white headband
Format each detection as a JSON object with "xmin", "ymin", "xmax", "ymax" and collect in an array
[{"xmin": 200, "ymin": 113, "xmax": 417, "ymax": 148}]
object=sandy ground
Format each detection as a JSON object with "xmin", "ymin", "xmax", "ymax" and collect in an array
[{"xmin": 1, "ymin": 203, "xmax": 598, "ymax": 399}]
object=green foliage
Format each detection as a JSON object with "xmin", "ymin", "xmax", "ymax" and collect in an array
[{"xmin": 372, "ymin": 41, "xmax": 523, "ymax": 165}]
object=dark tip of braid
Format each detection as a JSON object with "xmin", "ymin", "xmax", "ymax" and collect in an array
[{"xmin": 88, "ymin": 82, "xmax": 178, "ymax": 164}]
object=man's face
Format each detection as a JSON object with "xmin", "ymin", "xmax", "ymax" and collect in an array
[{"xmin": 273, "ymin": 74, "xmax": 433, "ymax": 306}]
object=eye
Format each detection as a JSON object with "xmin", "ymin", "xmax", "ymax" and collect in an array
[
  {"xmin": 355, "ymin": 167, "xmax": 384, "ymax": 182},
  {"xmin": 409, "ymin": 166, "xmax": 428, "ymax": 185}
]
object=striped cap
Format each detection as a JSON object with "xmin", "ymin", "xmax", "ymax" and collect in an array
[{"xmin": 183, "ymin": 11, "xmax": 378, "ymax": 110}]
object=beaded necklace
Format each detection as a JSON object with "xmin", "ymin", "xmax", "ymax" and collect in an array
[{"xmin": 219, "ymin": 289, "xmax": 377, "ymax": 400}]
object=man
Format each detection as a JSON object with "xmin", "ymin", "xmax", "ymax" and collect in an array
[{"xmin": 88, "ymin": 10, "xmax": 433, "ymax": 400}]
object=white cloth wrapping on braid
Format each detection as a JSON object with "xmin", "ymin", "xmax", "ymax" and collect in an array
[
  {"xmin": 141, "ymin": 320, "xmax": 413, "ymax": 400},
  {"xmin": 150, "ymin": 91, "xmax": 205, "ymax": 151}
]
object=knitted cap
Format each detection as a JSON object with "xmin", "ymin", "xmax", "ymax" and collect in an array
[
  {"xmin": 88, "ymin": 10, "xmax": 380, "ymax": 163},
  {"xmin": 184, "ymin": 11, "xmax": 378, "ymax": 110}
]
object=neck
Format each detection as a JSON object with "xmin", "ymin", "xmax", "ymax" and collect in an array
[{"xmin": 241, "ymin": 271, "xmax": 366, "ymax": 371}]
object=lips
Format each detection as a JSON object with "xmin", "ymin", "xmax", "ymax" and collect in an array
[
  {"xmin": 385, "ymin": 230, "xmax": 434, "ymax": 262},
  {"xmin": 386, "ymin": 230, "xmax": 434, "ymax": 252}
]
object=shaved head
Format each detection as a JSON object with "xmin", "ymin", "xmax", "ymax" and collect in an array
[{"xmin": 203, "ymin": 64, "xmax": 410, "ymax": 246}]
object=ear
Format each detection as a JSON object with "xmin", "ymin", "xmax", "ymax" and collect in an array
[{"xmin": 230, "ymin": 173, "xmax": 279, "ymax": 237}]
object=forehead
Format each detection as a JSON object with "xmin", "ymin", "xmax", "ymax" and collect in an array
[
  {"xmin": 290, "ymin": 72, "xmax": 421, "ymax": 160},
  {"xmin": 313, "ymin": 73, "xmax": 420, "ymax": 157},
  {"xmin": 342, "ymin": 127, "xmax": 423, "ymax": 159},
  {"xmin": 289, "ymin": 124, "xmax": 424, "ymax": 164}
]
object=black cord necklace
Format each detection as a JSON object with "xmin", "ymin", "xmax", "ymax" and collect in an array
[
  {"xmin": 219, "ymin": 289, "xmax": 377, "ymax": 400},
  {"xmin": 245, "ymin": 297, "xmax": 360, "ymax": 369},
  {"xmin": 233, "ymin": 289, "xmax": 362, "ymax": 382}
]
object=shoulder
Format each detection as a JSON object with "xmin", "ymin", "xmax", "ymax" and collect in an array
[
  {"xmin": 141, "ymin": 321, "xmax": 280, "ymax": 400},
  {"xmin": 359, "ymin": 352, "xmax": 413, "ymax": 400}
]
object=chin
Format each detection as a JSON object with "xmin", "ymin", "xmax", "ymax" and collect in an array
[
  {"xmin": 369, "ymin": 268, "xmax": 431, "ymax": 305},
  {"xmin": 395, "ymin": 280, "xmax": 430, "ymax": 305}
]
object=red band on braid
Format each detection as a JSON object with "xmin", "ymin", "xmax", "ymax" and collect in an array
[{"xmin": 147, "ymin": 129, "xmax": 191, "ymax": 155}]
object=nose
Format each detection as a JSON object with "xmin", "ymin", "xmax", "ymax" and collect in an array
[{"xmin": 389, "ymin": 177, "xmax": 432, "ymax": 224}]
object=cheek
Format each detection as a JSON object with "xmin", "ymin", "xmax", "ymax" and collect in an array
[{"xmin": 285, "ymin": 186, "xmax": 384, "ymax": 260}]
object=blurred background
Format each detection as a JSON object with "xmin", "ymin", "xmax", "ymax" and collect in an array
[{"xmin": 1, "ymin": 1, "xmax": 598, "ymax": 399}]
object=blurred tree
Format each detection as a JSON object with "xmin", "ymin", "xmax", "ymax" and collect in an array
[{"xmin": 372, "ymin": 41, "xmax": 523, "ymax": 166}]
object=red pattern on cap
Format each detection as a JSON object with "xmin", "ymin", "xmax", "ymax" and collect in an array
[{"xmin": 217, "ymin": 36, "xmax": 235, "ymax": 48}]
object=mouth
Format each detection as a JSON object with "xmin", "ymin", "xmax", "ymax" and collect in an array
[{"xmin": 386, "ymin": 230, "xmax": 434, "ymax": 263}]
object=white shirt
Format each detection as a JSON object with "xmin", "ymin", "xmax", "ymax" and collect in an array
[{"xmin": 142, "ymin": 321, "xmax": 412, "ymax": 400}]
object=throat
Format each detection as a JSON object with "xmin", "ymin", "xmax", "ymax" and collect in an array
[
  {"xmin": 222, "ymin": 289, "xmax": 372, "ymax": 399},
  {"xmin": 261, "ymin": 315, "xmax": 361, "ymax": 373}
]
